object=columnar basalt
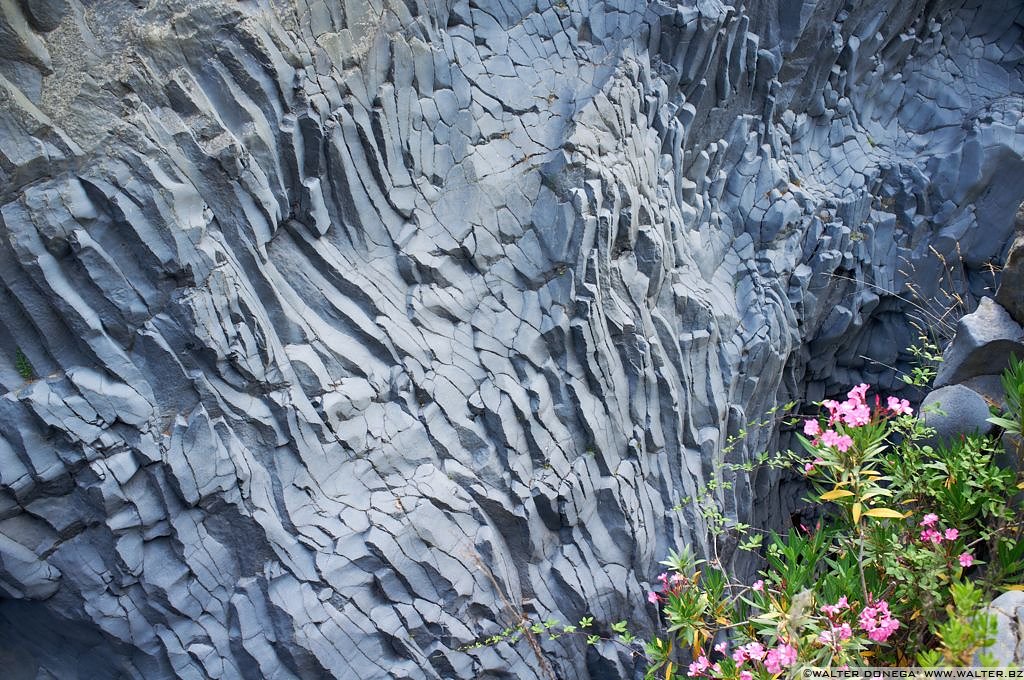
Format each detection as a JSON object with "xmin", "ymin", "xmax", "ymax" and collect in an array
[{"xmin": 0, "ymin": 0, "xmax": 1022, "ymax": 677}]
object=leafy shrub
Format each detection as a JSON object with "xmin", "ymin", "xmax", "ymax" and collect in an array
[
  {"xmin": 460, "ymin": 361, "xmax": 1024, "ymax": 676},
  {"xmin": 14, "ymin": 347, "xmax": 35, "ymax": 381},
  {"xmin": 642, "ymin": 374, "xmax": 1023, "ymax": 677}
]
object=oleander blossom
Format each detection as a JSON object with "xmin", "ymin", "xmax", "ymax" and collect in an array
[
  {"xmin": 944, "ymin": 528, "xmax": 959, "ymax": 541},
  {"xmin": 820, "ymin": 429, "xmax": 854, "ymax": 452},
  {"xmin": 732, "ymin": 641, "xmax": 766, "ymax": 663},
  {"xmin": 920, "ymin": 528, "xmax": 943, "ymax": 544},
  {"xmin": 804, "ymin": 419, "xmax": 822, "ymax": 436},
  {"xmin": 821, "ymin": 596, "xmax": 849, "ymax": 616},
  {"xmin": 818, "ymin": 622, "xmax": 853, "ymax": 645},
  {"xmin": 887, "ymin": 396, "xmax": 913, "ymax": 415},
  {"xmin": 859, "ymin": 599, "xmax": 901, "ymax": 642},
  {"xmin": 959, "ymin": 552, "xmax": 974, "ymax": 567},
  {"xmin": 804, "ymin": 457, "xmax": 825, "ymax": 473},
  {"xmin": 764, "ymin": 643, "xmax": 798, "ymax": 674},
  {"xmin": 821, "ymin": 383, "xmax": 873, "ymax": 428},
  {"xmin": 920, "ymin": 513, "xmax": 939, "ymax": 528},
  {"xmin": 687, "ymin": 655, "xmax": 710, "ymax": 677},
  {"xmin": 848, "ymin": 383, "xmax": 869, "ymax": 403}
]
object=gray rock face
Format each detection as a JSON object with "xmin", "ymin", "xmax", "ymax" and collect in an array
[
  {"xmin": 0, "ymin": 1, "xmax": 1021, "ymax": 678},
  {"xmin": 997, "ymin": 229, "xmax": 1024, "ymax": 325},
  {"xmin": 935, "ymin": 297, "xmax": 1024, "ymax": 388},
  {"xmin": 980, "ymin": 591, "xmax": 1024, "ymax": 665},
  {"xmin": 920, "ymin": 384, "xmax": 995, "ymax": 445}
]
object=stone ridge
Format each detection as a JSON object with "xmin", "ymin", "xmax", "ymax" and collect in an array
[{"xmin": 0, "ymin": 0, "xmax": 1021, "ymax": 678}]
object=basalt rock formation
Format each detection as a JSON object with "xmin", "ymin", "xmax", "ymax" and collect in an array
[{"xmin": 1, "ymin": 0, "xmax": 1022, "ymax": 678}]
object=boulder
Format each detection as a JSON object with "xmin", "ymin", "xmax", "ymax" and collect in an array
[
  {"xmin": 920, "ymin": 384, "xmax": 995, "ymax": 445},
  {"xmin": 978, "ymin": 590, "xmax": 1024, "ymax": 665},
  {"xmin": 997, "ymin": 228, "xmax": 1024, "ymax": 326},
  {"xmin": 934, "ymin": 297, "xmax": 1024, "ymax": 388},
  {"xmin": 18, "ymin": 0, "xmax": 68, "ymax": 32},
  {"xmin": 959, "ymin": 374, "xmax": 1007, "ymax": 409}
]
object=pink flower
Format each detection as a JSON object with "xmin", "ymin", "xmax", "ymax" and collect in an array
[
  {"xmin": 670, "ymin": 573, "xmax": 686, "ymax": 584},
  {"xmin": 714, "ymin": 641, "xmax": 728, "ymax": 654},
  {"xmin": 818, "ymin": 622, "xmax": 853, "ymax": 645},
  {"xmin": 687, "ymin": 655, "xmax": 710, "ymax": 677},
  {"xmin": 944, "ymin": 528, "xmax": 959, "ymax": 541},
  {"xmin": 805, "ymin": 457, "xmax": 825, "ymax": 473},
  {"xmin": 821, "ymin": 596, "xmax": 849, "ymax": 616},
  {"xmin": 920, "ymin": 513, "xmax": 939, "ymax": 527},
  {"xmin": 959, "ymin": 552, "xmax": 974, "ymax": 567},
  {"xmin": 838, "ymin": 400, "xmax": 871, "ymax": 427},
  {"xmin": 751, "ymin": 580, "xmax": 764, "ymax": 592},
  {"xmin": 740, "ymin": 672, "xmax": 753, "ymax": 680},
  {"xmin": 859, "ymin": 599, "xmax": 900, "ymax": 643},
  {"xmin": 920, "ymin": 529, "xmax": 943, "ymax": 544},
  {"xmin": 848, "ymin": 383, "xmax": 869, "ymax": 403},
  {"xmin": 820, "ymin": 429, "xmax": 854, "ymax": 452},
  {"xmin": 764, "ymin": 644, "xmax": 798, "ymax": 674},
  {"xmin": 869, "ymin": 618, "xmax": 900, "ymax": 642},
  {"xmin": 822, "ymin": 399, "xmax": 841, "ymax": 424},
  {"xmin": 657, "ymin": 572, "xmax": 669, "ymax": 584},
  {"xmin": 736, "ymin": 641, "xmax": 765, "ymax": 662},
  {"xmin": 886, "ymin": 396, "xmax": 913, "ymax": 415},
  {"xmin": 648, "ymin": 591, "xmax": 659, "ymax": 604},
  {"xmin": 804, "ymin": 419, "xmax": 822, "ymax": 436}
]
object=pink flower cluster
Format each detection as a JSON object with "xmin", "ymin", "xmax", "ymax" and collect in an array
[
  {"xmin": 820, "ymin": 595, "xmax": 849, "ymax": 617},
  {"xmin": 818, "ymin": 623, "xmax": 853, "ymax": 646},
  {"xmin": 724, "ymin": 640, "xmax": 797, "ymax": 676},
  {"xmin": 822, "ymin": 384, "xmax": 872, "ymax": 427},
  {"xmin": 887, "ymin": 396, "xmax": 913, "ymax": 415},
  {"xmin": 687, "ymin": 655, "xmax": 720, "ymax": 677},
  {"xmin": 918, "ymin": 514, "xmax": 974, "ymax": 567},
  {"xmin": 731, "ymin": 641, "xmax": 766, "ymax": 663},
  {"xmin": 764, "ymin": 644, "xmax": 798, "ymax": 674},
  {"xmin": 648, "ymin": 571, "xmax": 688, "ymax": 604},
  {"xmin": 858, "ymin": 599, "xmax": 900, "ymax": 643},
  {"xmin": 803, "ymin": 384, "xmax": 914, "ymax": 457}
]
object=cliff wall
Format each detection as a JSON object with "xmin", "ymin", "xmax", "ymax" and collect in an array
[{"xmin": 0, "ymin": 0, "xmax": 1022, "ymax": 677}]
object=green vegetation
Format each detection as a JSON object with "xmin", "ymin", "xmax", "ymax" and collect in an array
[
  {"xmin": 460, "ymin": 350, "xmax": 1024, "ymax": 676},
  {"xmin": 14, "ymin": 347, "xmax": 35, "ymax": 381}
]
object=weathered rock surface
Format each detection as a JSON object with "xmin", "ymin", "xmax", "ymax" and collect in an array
[
  {"xmin": 997, "ymin": 229, "xmax": 1024, "ymax": 325},
  {"xmin": 0, "ymin": 0, "xmax": 1021, "ymax": 678},
  {"xmin": 980, "ymin": 590, "xmax": 1024, "ymax": 665},
  {"xmin": 935, "ymin": 297, "xmax": 1024, "ymax": 388},
  {"xmin": 921, "ymin": 383, "xmax": 995, "ymax": 445}
]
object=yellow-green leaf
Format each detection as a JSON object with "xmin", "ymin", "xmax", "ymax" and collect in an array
[
  {"xmin": 863, "ymin": 508, "xmax": 906, "ymax": 519},
  {"xmin": 1003, "ymin": 585, "xmax": 1024, "ymax": 591},
  {"xmin": 821, "ymin": 489, "xmax": 855, "ymax": 501},
  {"xmin": 852, "ymin": 502, "xmax": 862, "ymax": 523}
]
